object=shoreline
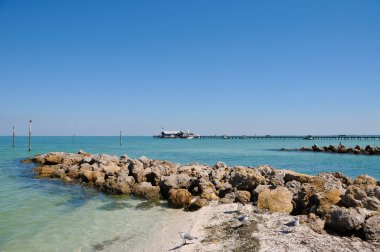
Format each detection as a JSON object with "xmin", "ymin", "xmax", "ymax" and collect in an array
[{"xmin": 23, "ymin": 151, "xmax": 380, "ymax": 250}]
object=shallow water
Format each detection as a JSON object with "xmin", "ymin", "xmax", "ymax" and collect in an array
[{"xmin": 0, "ymin": 136, "xmax": 379, "ymax": 251}]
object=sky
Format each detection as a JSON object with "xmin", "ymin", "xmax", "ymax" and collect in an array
[{"xmin": 0, "ymin": 0, "xmax": 379, "ymax": 136}]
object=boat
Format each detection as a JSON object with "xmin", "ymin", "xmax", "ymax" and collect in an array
[
  {"xmin": 303, "ymin": 135, "xmax": 314, "ymax": 140},
  {"xmin": 154, "ymin": 130, "xmax": 198, "ymax": 139}
]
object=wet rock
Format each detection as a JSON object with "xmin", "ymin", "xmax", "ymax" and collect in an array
[
  {"xmin": 104, "ymin": 175, "xmax": 135, "ymax": 194},
  {"xmin": 363, "ymin": 215, "xmax": 380, "ymax": 242},
  {"xmin": 54, "ymin": 168, "xmax": 66, "ymax": 179},
  {"xmin": 32, "ymin": 154, "xmax": 46, "ymax": 164},
  {"xmin": 95, "ymin": 176, "xmax": 105, "ymax": 187},
  {"xmin": 257, "ymin": 186, "xmax": 293, "ymax": 213},
  {"xmin": 168, "ymin": 189, "xmax": 192, "ymax": 208},
  {"xmin": 133, "ymin": 182, "xmax": 161, "ymax": 200},
  {"xmin": 326, "ymin": 206, "xmax": 366, "ymax": 234},
  {"xmin": 81, "ymin": 170, "xmax": 96, "ymax": 183},
  {"xmin": 312, "ymin": 144, "xmax": 323, "ymax": 152},
  {"xmin": 35, "ymin": 165, "xmax": 57, "ymax": 177}
]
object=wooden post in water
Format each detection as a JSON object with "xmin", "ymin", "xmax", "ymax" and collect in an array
[
  {"xmin": 120, "ymin": 130, "xmax": 122, "ymax": 146},
  {"xmin": 28, "ymin": 120, "xmax": 32, "ymax": 152},
  {"xmin": 12, "ymin": 126, "xmax": 15, "ymax": 148}
]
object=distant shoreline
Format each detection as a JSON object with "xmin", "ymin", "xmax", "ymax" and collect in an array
[{"xmin": 281, "ymin": 144, "xmax": 380, "ymax": 156}]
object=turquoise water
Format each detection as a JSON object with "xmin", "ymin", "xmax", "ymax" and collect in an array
[{"xmin": 0, "ymin": 136, "xmax": 379, "ymax": 251}]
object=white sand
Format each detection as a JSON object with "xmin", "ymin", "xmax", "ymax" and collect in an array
[{"xmin": 141, "ymin": 203, "xmax": 379, "ymax": 252}]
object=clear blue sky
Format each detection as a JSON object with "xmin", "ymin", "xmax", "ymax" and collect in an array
[{"xmin": 1, "ymin": 0, "xmax": 379, "ymax": 136}]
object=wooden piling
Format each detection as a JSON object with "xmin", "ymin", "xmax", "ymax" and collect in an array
[
  {"xmin": 12, "ymin": 126, "xmax": 15, "ymax": 148},
  {"xmin": 120, "ymin": 130, "xmax": 122, "ymax": 146},
  {"xmin": 28, "ymin": 120, "xmax": 32, "ymax": 152}
]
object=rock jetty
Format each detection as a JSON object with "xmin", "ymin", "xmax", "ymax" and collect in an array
[
  {"xmin": 25, "ymin": 151, "xmax": 380, "ymax": 243},
  {"xmin": 282, "ymin": 144, "xmax": 380, "ymax": 155}
]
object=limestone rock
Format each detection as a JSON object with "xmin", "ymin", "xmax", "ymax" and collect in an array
[
  {"xmin": 35, "ymin": 165, "xmax": 57, "ymax": 177},
  {"xmin": 257, "ymin": 186, "xmax": 293, "ymax": 213},
  {"xmin": 44, "ymin": 152, "xmax": 63, "ymax": 165},
  {"xmin": 67, "ymin": 165, "xmax": 80, "ymax": 179},
  {"xmin": 143, "ymin": 166, "xmax": 162, "ymax": 186},
  {"xmin": 128, "ymin": 160, "xmax": 145, "ymax": 183},
  {"xmin": 229, "ymin": 166, "xmax": 265, "ymax": 191},
  {"xmin": 283, "ymin": 170, "xmax": 316, "ymax": 184},
  {"xmin": 104, "ymin": 175, "xmax": 135, "ymax": 194},
  {"xmin": 326, "ymin": 206, "xmax": 366, "ymax": 234},
  {"xmin": 134, "ymin": 182, "xmax": 161, "ymax": 200},
  {"xmin": 159, "ymin": 174, "xmax": 192, "ymax": 198},
  {"xmin": 168, "ymin": 189, "xmax": 192, "ymax": 208},
  {"xmin": 363, "ymin": 215, "xmax": 380, "ymax": 242},
  {"xmin": 255, "ymin": 165, "xmax": 275, "ymax": 178},
  {"xmin": 32, "ymin": 154, "xmax": 46, "ymax": 164},
  {"xmin": 307, "ymin": 213, "xmax": 326, "ymax": 234},
  {"xmin": 354, "ymin": 175, "xmax": 377, "ymax": 190},
  {"xmin": 340, "ymin": 185, "xmax": 367, "ymax": 208},
  {"xmin": 308, "ymin": 189, "xmax": 343, "ymax": 217},
  {"xmin": 235, "ymin": 190, "xmax": 251, "ymax": 204},
  {"xmin": 186, "ymin": 198, "xmax": 209, "ymax": 211}
]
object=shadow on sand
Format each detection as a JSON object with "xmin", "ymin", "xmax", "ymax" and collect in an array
[{"xmin": 168, "ymin": 242, "xmax": 194, "ymax": 251}]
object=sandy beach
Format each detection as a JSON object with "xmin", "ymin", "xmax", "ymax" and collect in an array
[{"xmin": 153, "ymin": 203, "xmax": 378, "ymax": 252}]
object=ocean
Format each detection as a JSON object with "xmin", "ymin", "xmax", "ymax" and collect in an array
[{"xmin": 0, "ymin": 136, "xmax": 379, "ymax": 251}]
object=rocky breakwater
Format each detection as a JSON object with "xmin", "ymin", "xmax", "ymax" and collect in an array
[
  {"xmin": 26, "ymin": 151, "xmax": 380, "ymax": 243},
  {"xmin": 283, "ymin": 144, "xmax": 380, "ymax": 155}
]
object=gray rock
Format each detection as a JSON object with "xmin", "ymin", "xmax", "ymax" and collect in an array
[
  {"xmin": 326, "ymin": 206, "xmax": 366, "ymax": 233},
  {"xmin": 340, "ymin": 185, "xmax": 367, "ymax": 208},
  {"xmin": 133, "ymin": 181, "xmax": 161, "ymax": 200},
  {"xmin": 363, "ymin": 215, "xmax": 380, "ymax": 242},
  {"xmin": 128, "ymin": 160, "xmax": 145, "ymax": 183},
  {"xmin": 159, "ymin": 173, "xmax": 192, "ymax": 198}
]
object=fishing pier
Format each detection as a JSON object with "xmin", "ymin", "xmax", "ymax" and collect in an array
[{"xmin": 198, "ymin": 135, "xmax": 380, "ymax": 140}]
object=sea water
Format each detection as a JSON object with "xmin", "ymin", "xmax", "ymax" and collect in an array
[{"xmin": 0, "ymin": 136, "xmax": 379, "ymax": 251}]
